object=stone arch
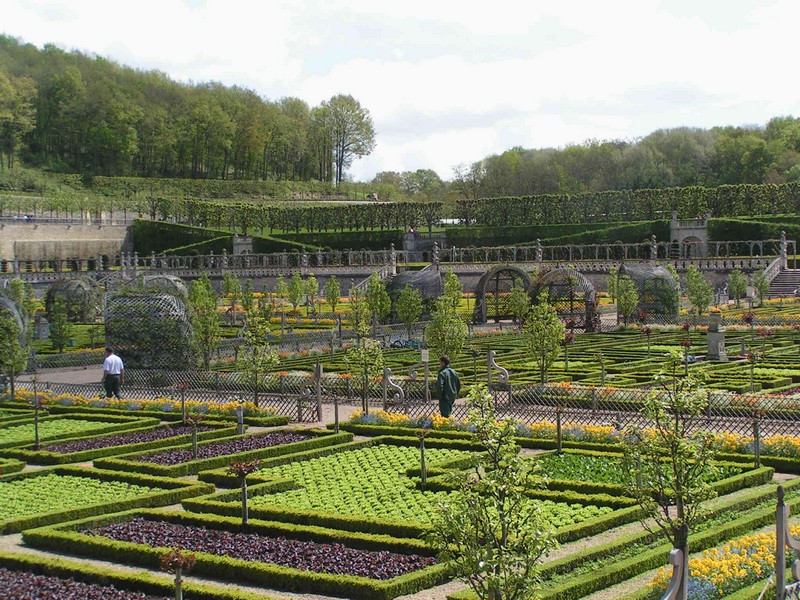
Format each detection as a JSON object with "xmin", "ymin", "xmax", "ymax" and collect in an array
[{"xmin": 472, "ymin": 265, "xmax": 532, "ymax": 324}]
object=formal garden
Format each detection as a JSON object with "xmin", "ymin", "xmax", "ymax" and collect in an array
[{"xmin": 3, "ymin": 208, "xmax": 800, "ymax": 599}]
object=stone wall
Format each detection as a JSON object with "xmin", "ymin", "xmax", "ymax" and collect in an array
[{"xmin": 0, "ymin": 223, "xmax": 132, "ymax": 261}]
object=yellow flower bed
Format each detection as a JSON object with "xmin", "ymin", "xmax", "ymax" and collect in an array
[
  {"xmin": 9, "ymin": 389, "xmax": 276, "ymax": 418},
  {"xmin": 649, "ymin": 526, "xmax": 800, "ymax": 597}
]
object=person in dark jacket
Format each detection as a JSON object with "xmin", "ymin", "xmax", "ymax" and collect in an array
[{"xmin": 436, "ymin": 355, "xmax": 460, "ymax": 417}]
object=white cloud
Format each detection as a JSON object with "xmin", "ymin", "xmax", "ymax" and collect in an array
[{"xmin": 3, "ymin": 0, "xmax": 800, "ymax": 181}]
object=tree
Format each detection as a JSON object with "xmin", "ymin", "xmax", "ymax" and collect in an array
[
  {"xmin": 188, "ymin": 274, "xmax": 221, "ymax": 370},
  {"xmin": 396, "ymin": 285, "xmax": 423, "ymax": 340},
  {"xmin": 0, "ymin": 311, "xmax": 28, "ymax": 399},
  {"xmin": 441, "ymin": 269, "xmax": 464, "ymax": 317},
  {"xmin": 227, "ymin": 458, "xmax": 262, "ymax": 533},
  {"xmin": 324, "ymin": 94, "xmax": 376, "ymax": 185},
  {"xmin": 507, "ymin": 283, "xmax": 531, "ymax": 328},
  {"xmin": 288, "ymin": 273, "xmax": 305, "ymax": 312},
  {"xmin": 606, "ymin": 267, "xmax": 618, "ymax": 302},
  {"xmin": 48, "ymin": 296, "xmax": 73, "ymax": 353},
  {"xmin": 348, "ymin": 287, "xmax": 372, "ymax": 338},
  {"xmin": 304, "ymin": 273, "xmax": 318, "ymax": 315},
  {"xmin": 241, "ymin": 279, "xmax": 255, "ymax": 316},
  {"xmin": 622, "ymin": 354, "xmax": 718, "ymax": 600},
  {"xmin": 344, "ymin": 308, "xmax": 384, "ymax": 412},
  {"xmin": 523, "ymin": 293, "xmax": 565, "ymax": 384},
  {"xmin": 752, "ymin": 269, "xmax": 770, "ymax": 307},
  {"xmin": 0, "ymin": 71, "xmax": 37, "ymax": 169},
  {"xmin": 429, "ymin": 384, "xmax": 555, "ymax": 600},
  {"xmin": 238, "ymin": 315, "xmax": 278, "ymax": 407},
  {"xmin": 274, "ymin": 275, "xmax": 288, "ymax": 311},
  {"xmin": 685, "ymin": 265, "xmax": 713, "ymax": 315},
  {"xmin": 324, "ymin": 275, "xmax": 341, "ymax": 313},
  {"xmin": 222, "ymin": 273, "xmax": 242, "ymax": 325},
  {"xmin": 425, "ymin": 298, "xmax": 468, "ymax": 360},
  {"xmin": 616, "ymin": 275, "xmax": 640, "ymax": 325},
  {"xmin": 727, "ymin": 269, "xmax": 747, "ymax": 306},
  {"xmin": 365, "ymin": 273, "xmax": 391, "ymax": 325}
]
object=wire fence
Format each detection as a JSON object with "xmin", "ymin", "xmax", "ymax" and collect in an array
[{"xmin": 16, "ymin": 364, "xmax": 800, "ymax": 436}]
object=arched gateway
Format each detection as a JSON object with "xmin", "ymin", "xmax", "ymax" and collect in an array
[{"xmin": 472, "ymin": 265, "xmax": 532, "ymax": 324}]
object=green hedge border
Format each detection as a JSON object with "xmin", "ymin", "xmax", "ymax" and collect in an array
[
  {"xmin": 94, "ymin": 429, "xmax": 353, "ymax": 477},
  {"xmin": 1, "ymin": 400, "xmax": 291, "ymax": 427},
  {"xmin": 0, "ymin": 457, "xmax": 24, "ymax": 475},
  {"xmin": 23, "ymin": 509, "xmax": 448, "ymax": 600},
  {"xmin": 0, "ymin": 422, "xmax": 239, "ymax": 464},
  {"xmin": 0, "ymin": 465, "xmax": 213, "ymax": 534},
  {"xmin": 0, "ymin": 551, "xmax": 282, "ymax": 600}
]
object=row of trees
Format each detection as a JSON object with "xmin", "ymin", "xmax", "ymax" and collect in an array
[
  {"xmin": 454, "ymin": 119, "xmax": 800, "ymax": 200},
  {"xmin": 0, "ymin": 36, "xmax": 374, "ymax": 183}
]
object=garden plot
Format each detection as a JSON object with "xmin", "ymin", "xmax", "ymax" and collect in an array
[
  {"xmin": 23, "ymin": 509, "xmax": 447, "ymax": 600},
  {"xmin": 0, "ymin": 466, "xmax": 211, "ymax": 533},
  {"xmin": 94, "ymin": 429, "xmax": 352, "ymax": 477},
  {"xmin": 0, "ymin": 422, "xmax": 238, "ymax": 464},
  {"xmin": 0, "ymin": 413, "xmax": 159, "ymax": 449},
  {"xmin": 192, "ymin": 438, "xmax": 622, "ymax": 539}
]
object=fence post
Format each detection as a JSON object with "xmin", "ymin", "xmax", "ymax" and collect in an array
[
  {"xmin": 592, "ymin": 388, "xmax": 598, "ymax": 412},
  {"xmin": 315, "ymin": 362, "xmax": 323, "ymax": 422},
  {"xmin": 236, "ymin": 404, "xmax": 244, "ymax": 435},
  {"xmin": 556, "ymin": 405, "xmax": 563, "ymax": 454},
  {"xmin": 777, "ymin": 486, "xmax": 787, "ymax": 600},
  {"xmin": 753, "ymin": 417, "xmax": 761, "ymax": 468},
  {"xmin": 334, "ymin": 393, "xmax": 340, "ymax": 434}
]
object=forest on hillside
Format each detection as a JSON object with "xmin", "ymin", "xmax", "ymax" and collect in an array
[{"xmin": 1, "ymin": 33, "xmax": 800, "ymax": 201}]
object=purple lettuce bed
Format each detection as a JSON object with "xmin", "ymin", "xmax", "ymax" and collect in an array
[
  {"xmin": 44, "ymin": 425, "xmax": 210, "ymax": 454},
  {"xmin": 134, "ymin": 431, "xmax": 309, "ymax": 466},
  {"xmin": 0, "ymin": 566, "xmax": 167, "ymax": 600},
  {"xmin": 88, "ymin": 518, "xmax": 437, "ymax": 579}
]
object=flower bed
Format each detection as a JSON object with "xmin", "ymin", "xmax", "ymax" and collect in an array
[{"xmin": 87, "ymin": 517, "xmax": 436, "ymax": 579}]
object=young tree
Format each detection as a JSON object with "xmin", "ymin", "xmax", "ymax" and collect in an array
[
  {"xmin": 616, "ymin": 275, "xmax": 640, "ymax": 325},
  {"xmin": 188, "ymin": 274, "xmax": 221, "ymax": 370},
  {"xmin": 238, "ymin": 315, "xmax": 279, "ymax": 407},
  {"xmin": 507, "ymin": 283, "xmax": 531, "ymax": 328},
  {"xmin": 606, "ymin": 267, "xmax": 618, "ymax": 302},
  {"xmin": 396, "ymin": 285, "xmax": 423, "ymax": 340},
  {"xmin": 752, "ymin": 268, "xmax": 770, "ymax": 307},
  {"xmin": 288, "ymin": 272, "xmax": 305, "ymax": 312},
  {"xmin": 274, "ymin": 274, "xmax": 288, "ymax": 311},
  {"xmin": 0, "ymin": 312, "xmax": 28, "ymax": 399},
  {"xmin": 365, "ymin": 272, "xmax": 391, "ymax": 325},
  {"xmin": 344, "ymin": 311, "xmax": 385, "ymax": 412},
  {"xmin": 304, "ymin": 273, "xmax": 319, "ymax": 315},
  {"xmin": 348, "ymin": 287, "xmax": 372, "ymax": 338},
  {"xmin": 48, "ymin": 296, "xmax": 73, "ymax": 353},
  {"xmin": 160, "ymin": 549, "xmax": 196, "ymax": 600},
  {"xmin": 241, "ymin": 279, "xmax": 255, "ymax": 316},
  {"xmin": 425, "ymin": 298, "xmax": 468, "ymax": 360},
  {"xmin": 441, "ymin": 269, "xmax": 464, "ymax": 317},
  {"xmin": 222, "ymin": 273, "xmax": 242, "ymax": 325},
  {"xmin": 523, "ymin": 293, "xmax": 565, "ymax": 384},
  {"xmin": 324, "ymin": 275, "xmax": 341, "ymax": 313},
  {"xmin": 622, "ymin": 354, "xmax": 718, "ymax": 600},
  {"xmin": 227, "ymin": 458, "xmax": 262, "ymax": 533},
  {"xmin": 429, "ymin": 384, "xmax": 555, "ymax": 600},
  {"xmin": 727, "ymin": 269, "xmax": 747, "ymax": 306},
  {"xmin": 685, "ymin": 265, "xmax": 713, "ymax": 315}
]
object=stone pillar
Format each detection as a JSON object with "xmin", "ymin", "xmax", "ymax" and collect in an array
[
  {"xmin": 389, "ymin": 243, "xmax": 397, "ymax": 276},
  {"xmin": 706, "ymin": 314, "xmax": 728, "ymax": 362},
  {"xmin": 535, "ymin": 239, "xmax": 543, "ymax": 263},
  {"xmin": 780, "ymin": 230, "xmax": 788, "ymax": 269}
]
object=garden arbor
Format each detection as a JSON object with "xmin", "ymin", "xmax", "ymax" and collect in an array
[
  {"xmin": 618, "ymin": 263, "xmax": 680, "ymax": 317},
  {"xmin": 530, "ymin": 269, "xmax": 599, "ymax": 332},
  {"xmin": 472, "ymin": 265, "xmax": 532, "ymax": 324}
]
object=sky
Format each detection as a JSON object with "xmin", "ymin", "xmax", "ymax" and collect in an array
[{"xmin": 4, "ymin": 0, "xmax": 800, "ymax": 182}]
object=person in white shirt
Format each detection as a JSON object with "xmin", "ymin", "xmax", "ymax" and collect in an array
[{"xmin": 102, "ymin": 347, "xmax": 124, "ymax": 399}]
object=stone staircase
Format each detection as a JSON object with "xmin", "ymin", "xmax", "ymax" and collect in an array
[{"xmin": 768, "ymin": 269, "xmax": 800, "ymax": 298}]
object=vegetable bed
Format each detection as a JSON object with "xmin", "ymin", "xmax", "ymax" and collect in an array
[
  {"xmin": 87, "ymin": 517, "xmax": 436, "ymax": 579},
  {"xmin": 0, "ymin": 414, "xmax": 158, "ymax": 449},
  {"xmin": 0, "ymin": 566, "xmax": 167, "ymax": 599}
]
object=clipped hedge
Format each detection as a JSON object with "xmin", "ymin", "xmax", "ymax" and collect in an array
[
  {"xmin": 0, "ymin": 551, "xmax": 281, "ymax": 600},
  {"xmin": 0, "ymin": 457, "xmax": 24, "ymax": 475},
  {"xmin": 23, "ymin": 509, "xmax": 447, "ymax": 600},
  {"xmin": 0, "ymin": 423, "xmax": 239, "ymax": 465},
  {"xmin": 277, "ymin": 229, "xmax": 403, "ymax": 251},
  {"xmin": 0, "ymin": 465, "xmax": 213, "ymax": 534},
  {"xmin": 94, "ymin": 429, "xmax": 353, "ymax": 477}
]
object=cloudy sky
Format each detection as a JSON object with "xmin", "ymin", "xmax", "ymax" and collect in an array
[{"xmin": 4, "ymin": 0, "xmax": 800, "ymax": 181}]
